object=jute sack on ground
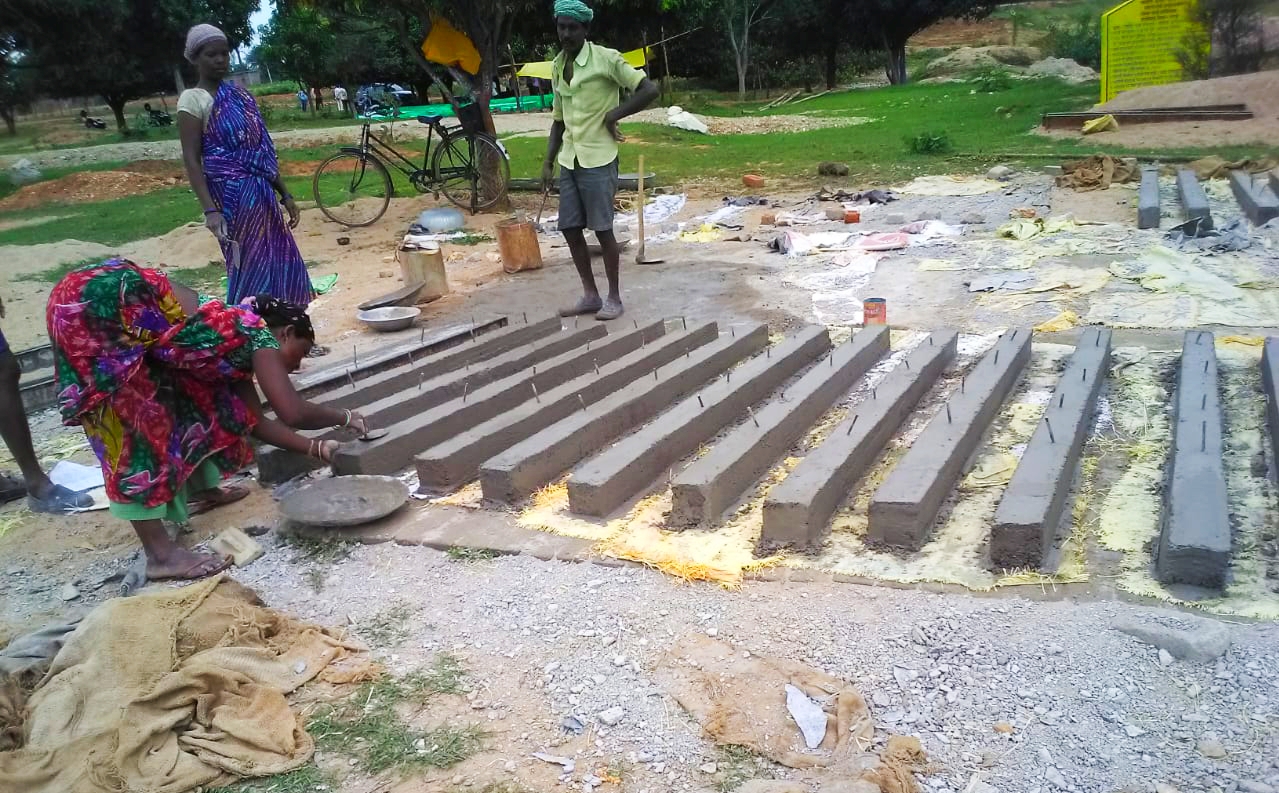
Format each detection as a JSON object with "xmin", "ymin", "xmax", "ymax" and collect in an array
[{"xmin": 0, "ymin": 575, "xmax": 361, "ymax": 793}]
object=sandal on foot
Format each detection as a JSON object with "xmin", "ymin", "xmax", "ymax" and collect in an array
[
  {"xmin": 559, "ymin": 296, "xmax": 604, "ymax": 317},
  {"xmin": 149, "ymin": 552, "xmax": 232, "ymax": 582},
  {"xmin": 595, "ymin": 299, "xmax": 625, "ymax": 321},
  {"xmin": 188, "ymin": 483, "xmax": 250, "ymax": 516},
  {"xmin": 307, "ymin": 345, "xmax": 331, "ymax": 358},
  {"xmin": 28, "ymin": 485, "xmax": 95, "ymax": 514},
  {"xmin": 0, "ymin": 472, "xmax": 25, "ymax": 504}
]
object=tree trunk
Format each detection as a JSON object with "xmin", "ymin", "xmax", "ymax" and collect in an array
[
  {"xmin": 824, "ymin": 37, "xmax": 839, "ymax": 89},
  {"xmin": 105, "ymin": 95, "xmax": 128, "ymax": 131},
  {"xmin": 0, "ymin": 107, "xmax": 15, "ymax": 136},
  {"xmin": 884, "ymin": 42, "xmax": 908, "ymax": 85}
]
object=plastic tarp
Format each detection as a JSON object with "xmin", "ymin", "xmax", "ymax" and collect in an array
[
  {"xmin": 517, "ymin": 48, "xmax": 650, "ymax": 80},
  {"xmin": 421, "ymin": 16, "xmax": 481, "ymax": 74}
]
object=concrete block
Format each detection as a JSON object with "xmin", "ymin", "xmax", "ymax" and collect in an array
[
  {"xmin": 1263, "ymin": 338, "xmax": 1279, "ymax": 483},
  {"xmin": 333, "ymin": 321, "xmax": 667, "ymax": 476},
  {"xmin": 480, "ymin": 326, "xmax": 769, "ymax": 504},
  {"xmin": 1176, "ymin": 169, "xmax": 1214, "ymax": 233},
  {"xmin": 295, "ymin": 316, "xmax": 509, "ymax": 397},
  {"xmin": 414, "ymin": 322, "xmax": 722, "ymax": 492},
  {"xmin": 566, "ymin": 325, "xmax": 831, "ymax": 518},
  {"xmin": 1156, "ymin": 330, "xmax": 1231, "ymax": 588},
  {"xmin": 256, "ymin": 324, "xmax": 605, "ymax": 482},
  {"xmin": 671, "ymin": 326, "xmax": 891, "ymax": 528},
  {"xmin": 208, "ymin": 527, "xmax": 265, "ymax": 566},
  {"xmin": 1228, "ymin": 170, "xmax": 1279, "ymax": 226},
  {"xmin": 761, "ymin": 331, "xmax": 957, "ymax": 550},
  {"xmin": 1138, "ymin": 166, "xmax": 1160, "ymax": 229},
  {"xmin": 319, "ymin": 316, "xmax": 563, "ymax": 411},
  {"xmin": 1271, "ymin": 168, "xmax": 1279, "ymax": 197},
  {"xmin": 868, "ymin": 328, "xmax": 1032, "ymax": 551},
  {"xmin": 990, "ymin": 328, "xmax": 1112, "ymax": 571}
]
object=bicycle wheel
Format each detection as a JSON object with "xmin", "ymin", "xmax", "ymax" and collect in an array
[
  {"xmin": 312, "ymin": 152, "xmax": 393, "ymax": 227},
  {"xmin": 431, "ymin": 133, "xmax": 509, "ymax": 214}
]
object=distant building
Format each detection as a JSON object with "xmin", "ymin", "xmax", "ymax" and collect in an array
[{"xmin": 227, "ymin": 68, "xmax": 262, "ymax": 88}]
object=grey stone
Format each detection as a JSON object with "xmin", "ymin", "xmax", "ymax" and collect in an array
[
  {"xmin": 960, "ymin": 212, "xmax": 987, "ymax": 225},
  {"xmin": 58, "ymin": 582, "xmax": 81, "ymax": 601},
  {"xmin": 1045, "ymin": 767, "xmax": 1068, "ymax": 789},
  {"xmin": 987, "ymin": 165, "xmax": 1016, "ymax": 180},
  {"xmin": 597, "ymin": 706, "xmax": 625, "ymax": 726},
  {"xmin": 1113, "ymin": 614, "xmax": 1232, "ymax": 662},
  {"xmin": 1159, "ymin": 648, "xmax": 1175, "ymax": 667},
  {"xmin": 1197, "ymin": 739, "xmax": 1228, "ymax": 759},
  {"xmin": 916, "ymin": 210, "xmax": 943, "ymax": 221},
  {"xmin": 699, "ymin": 762, "xmax": 719, "ymax": 774},
  {"xmin": 1239, "ymin": 782, "xmax": 1277, "ymax": 793},
  {"xmin": 884, "ymin": 213, "xmax": 908, "ymax": 225}
]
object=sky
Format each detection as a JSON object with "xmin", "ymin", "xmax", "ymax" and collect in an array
[{"xmin": 248, "ymin": 0, "xmax": 274, "ymax": 46}]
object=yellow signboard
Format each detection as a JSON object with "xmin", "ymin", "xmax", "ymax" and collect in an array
[{"xmin": 1100, "ymin": 0, "xmax": 1206, "ymax": 102}]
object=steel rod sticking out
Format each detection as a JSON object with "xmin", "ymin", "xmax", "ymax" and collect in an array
[
  {"xmin": 946, "ymin": 404, "xmax": 952, "ymax": 423},
  {"xmin": 846, "ymin": 415, "xmax": 859, "ymax": 435},
  {"xmin": 1046, "ymin": 418, "xmax": 1055, "ymax": 444}
]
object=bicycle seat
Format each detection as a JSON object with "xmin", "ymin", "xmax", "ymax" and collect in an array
[{"xmin": 415, "ymin": 115, "xmax": 444, "ymax": 126}]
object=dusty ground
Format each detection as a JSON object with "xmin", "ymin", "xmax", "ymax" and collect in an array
[
  {"xmin": 1040, "ymin": 70, "xmax": 1279, "ymax": 149},
  {"xmin": 4, "ymin": 165, "xmax": 1279, "ymax": 792}
]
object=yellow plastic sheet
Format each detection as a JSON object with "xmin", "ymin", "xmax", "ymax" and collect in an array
[
  {"xmin": 996, "ymin": 215, "xmax": 1077, "ymax": 241},
  {"xmin": 421, "ymin": 16, "xmax": 481, "ymax": 74},
  {"xmin": 1081, "ymin": 114, "xmax": 1118, "ymax": 134},
  {"xmin": 1034, "ymin": 310, "xmax": 1081, "ymax": 332},
  {"xmin": 679, "ymin": 223, "xmax": 722, "ymax": 242}
]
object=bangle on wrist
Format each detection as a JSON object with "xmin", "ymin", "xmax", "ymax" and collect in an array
[{"xmin": 343, "ymin": 409, "xmax": 352, "ymax": 427}]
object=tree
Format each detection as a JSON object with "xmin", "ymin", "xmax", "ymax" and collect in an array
[
  {"xmin": 2, "ymin": 0, "xmax": 256, "ymax": 131},
  {"xmin": 722, "ymin": 0, "xmax": 779, "ymax": 99},
  {"xmin": 259, "ymin": 6, "xmax": 337, "ymax": 112},
  {"xmin": 848, "ymin": 0, "xmax": 998, "ymax": 84},
  {"xmin": 0, "ymin": 32, "xmax": 33, "ymax": 135}
]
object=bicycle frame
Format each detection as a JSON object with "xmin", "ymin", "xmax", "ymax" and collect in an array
[{"xmin": 342, "ymin": 119, "xmax": 454, "ymax": 182}]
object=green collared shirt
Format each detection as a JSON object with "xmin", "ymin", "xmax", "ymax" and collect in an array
[{"xmin": 551, "ymin": 42, "xmax": 646, "ymax": 170}]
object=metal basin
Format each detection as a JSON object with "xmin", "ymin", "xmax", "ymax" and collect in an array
[
  {"xmin": 357, "ymin": 306, "xmax": 421, "ymax": 333},
  {"xmin": 279, "ymin": 475, "xmax": 410, "ymax": 527}
]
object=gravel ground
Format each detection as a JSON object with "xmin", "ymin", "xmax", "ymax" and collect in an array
[{"xmin": 210, "ymin": 534, "xmax": 1279, "ymax": 793}]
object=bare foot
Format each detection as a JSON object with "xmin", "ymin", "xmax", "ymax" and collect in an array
[{"xmin": 146, "ymin": 547, "xmax": 231, "ymax": 581}]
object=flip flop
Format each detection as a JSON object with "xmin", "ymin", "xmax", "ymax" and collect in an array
[
  {"xmin": 149, "ymin": 552, "xmax": 232, "ymax": 582},
  {"xmin": 559, "ymin": 297, "xmax": 604, "ymax": 317},
  {"xmin": 307, "ymin": 345, "xmax": 331, "ymax": 358},
  {"xmin": 188, "ymin": 483, "xmax": 251, "ymax": 516},
  {"xmin": 595, "ymin": 299, "xmax": 625, "ymax": 321},
  {"xmin": 27, "ymin": 484, "xmax": 95, "ymax": 514},
  {"xmin": 0, "ymin": 472, "xmax": 25, "ymax": 505}
]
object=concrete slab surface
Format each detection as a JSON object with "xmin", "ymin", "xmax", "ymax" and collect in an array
[
  {"xmin": 413, "ymin": 322, "xmax": 723, "ymax": 492},
  {"xmin": 480, "ymin": 325, "xmax": 768, "ymax": 505},
  {"xmin": 1176, "ymin": 169, "xmax": 1214, "ymax": 233},
  {"xmin": 318, "ymin": 315, "xmax": 562, "ymax": 411},
  {"xmin": 332, "ymin": 320, "xmax": 666, "ymax": 476},
  {"xmin": 868, "ymin": 328, "xmax": 1032, "ymax": 551},
  {"xmin": 296, "ymin": 316, "xmax": 508, "ymax": 397},
  {"xmin": 256, "ymin": 324, "xmax": 605, "ymax": 483},
  {"xmin": 990, "ymin": 328, "xmax": 1112, "ymax": 571},
  {"xmin": 1228, "ymin": 170, "xmax": 1279, "ymax": 226},
  {"xmin": 671, "ymin": 325, "xmax": 891, "ymax": 528},
  {"xmin": 1156, "ymin": 331, "xmax": 1231, "ymax": 588},
  {"xmin": 761, "ymin": 331, "xmax": 958, "ymax": 550},
  {"xmin": 566, "ymin": 325, "xmax": 831, "ymax": 518},
  {"xmin": 1138, "ymin": 167, "xmax": 1160, "ymax": 229}
]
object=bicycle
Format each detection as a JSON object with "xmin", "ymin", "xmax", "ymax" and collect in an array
[{"xmin": 312, "ymin": 112, "xmax": 510, "ymax": 227}]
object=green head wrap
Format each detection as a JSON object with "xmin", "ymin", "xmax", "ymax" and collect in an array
[{"xmin": 553, "ymin": 0, "xmax": 594, "ymax": 24}]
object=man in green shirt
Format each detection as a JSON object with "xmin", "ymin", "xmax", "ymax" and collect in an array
[{"xmin": 543, "ymin": 0, "xmax": 659, "ymax": 321}]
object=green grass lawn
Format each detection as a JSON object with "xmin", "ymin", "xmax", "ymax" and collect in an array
[{"xmin": 3, "ymin": 76, "xmax": 1276, "ymax": 247}]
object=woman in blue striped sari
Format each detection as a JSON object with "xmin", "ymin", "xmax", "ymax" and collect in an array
[{"xmin": 178, "ymin": 24, "xmax": 313, "ymax": 309}]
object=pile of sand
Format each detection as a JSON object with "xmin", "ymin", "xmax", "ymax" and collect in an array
[{"xmin": 0, "ymin": 170, "xmax": 181, "ymax": 211}]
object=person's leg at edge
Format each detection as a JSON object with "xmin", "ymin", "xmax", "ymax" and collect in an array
[
  {"xmin": 130, "ymin": 518, "xmax": 229, "ymax": 580},
  {"xmin": 558, "ymin": 164, "xmax": 604, "ymax": 316},
  {"xmin": 0, "ymin": 347, "xmax": 52, "ymax": 497},
  {"xmin": 591, "ymin": 160, "xmax": 624, "ymax": 321}
]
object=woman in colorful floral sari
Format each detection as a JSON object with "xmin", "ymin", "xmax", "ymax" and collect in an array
[
  {"xmin": 48, "ymin": 259, "xmax": 368, "ymax": 580},
  {"xmin": 177, "ymin": 24, "xmax": 313, "ymax": 310}
]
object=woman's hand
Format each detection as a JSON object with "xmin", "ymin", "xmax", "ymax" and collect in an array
[
  {"xmin": 204, "ymin": 210, "xmax": 228, "ymax": 241},
  {"xmin": 282, "ymin": 196, "xmax": 300, "ymax": 229},
  {"xmin": 318, "ymin": 440, "xmax": 340, "ymax": 463},
  {"xmin": 347, "ymin": 411, "xmax": 369, "ymax": 436}
]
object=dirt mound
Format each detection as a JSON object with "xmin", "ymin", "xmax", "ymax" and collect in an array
[
  {"xmin": 1029, "ymin": 57, "xmax": 1098, "ymax": 83},
  {"xmin": 1100, "ymin": 70, "xmax": 1279, "ymax": 117},
  {"xmin": 0, "ymin": 170, "xmax": 180, "ymax": 211},
  {"xmin": 923, "ymin": 46, "xmax": 1043, "ymax": 76},
  {"xmin": 124, "ymin": 160, "xmax": 186, "ymax": 179}
]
